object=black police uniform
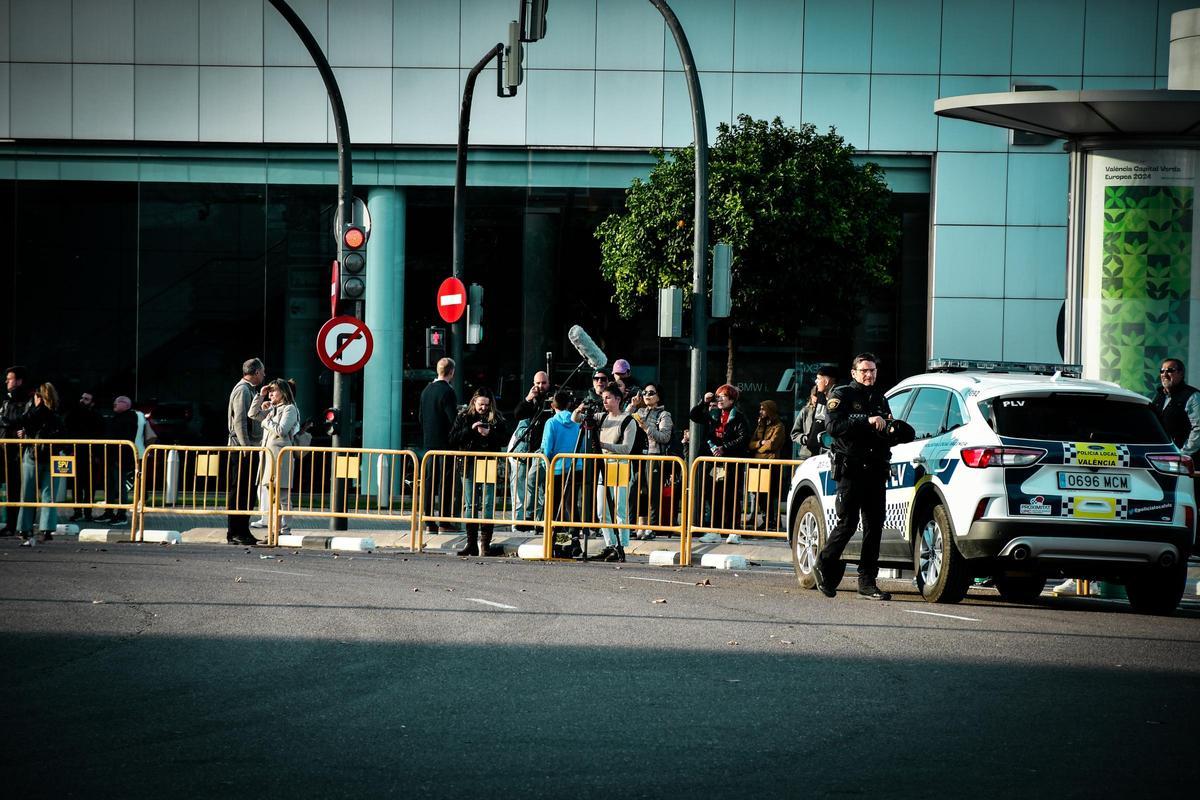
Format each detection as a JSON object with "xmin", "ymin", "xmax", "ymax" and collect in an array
[{"xmin": 816, "ymin": 379, "xmax": 897, "ymax": 592}]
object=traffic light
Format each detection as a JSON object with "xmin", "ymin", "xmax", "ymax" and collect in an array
[
  {"xmin": 503, "ymin": 19, "xmax": 523, "ymax": 90},
  {"xmin": 339, "ymin": 223, "xmax": 367, "ymax": 300},
  {"xmin": 426, "ymin": 326, "xmax": 446, "ymax": 368},
  {"xmin": 323, "ymin": 407, "xmax": 340, "ymax": 437},
  {"xmin": 523, "ymin": 0, "xmax": 549, "ymax": 41},
  {"xmin": 466, "ymin": 283, "xmax": 484, "ymax": 345}
]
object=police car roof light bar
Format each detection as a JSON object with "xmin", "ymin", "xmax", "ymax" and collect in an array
[{"xmin": 927, "ymin": 358, "xmax": 1082, "ymax": 378}]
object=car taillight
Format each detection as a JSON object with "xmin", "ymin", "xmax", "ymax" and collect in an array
[
  {"xmin": 960, "ymin": 446, "xmax": 1045, "ymax": 468},
  {"xmin": 1147, "ymin": 453, "xmax": 1194, "ymax": 475}
]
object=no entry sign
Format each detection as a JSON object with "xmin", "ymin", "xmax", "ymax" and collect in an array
[
  {"xmin": 437, "ymin": 277, "xmax": 467, "ymax": 323},
  {"xmin": 316, "ymin": 315, "xmax": 374, "ymax": 373}
]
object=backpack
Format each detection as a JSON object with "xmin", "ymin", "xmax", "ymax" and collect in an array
[{"xmin": 620, "ymin": 414, "xmax": 650, "ymax": 455}]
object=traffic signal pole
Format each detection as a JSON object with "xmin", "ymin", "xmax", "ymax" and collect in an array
[
  {"xmin": 451, "ymin": 42, "xmax": 505, "ymax": 401},
  {"xmin": 268, "ymin": 0, "xmax": 355, "ymax": 530}
]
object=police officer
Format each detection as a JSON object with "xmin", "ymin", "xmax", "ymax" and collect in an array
[{"xmin": 813, "ymin": 353, "xmax": 913, "ymax": 601}]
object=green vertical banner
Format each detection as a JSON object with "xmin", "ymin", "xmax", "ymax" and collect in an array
[{"xmin": 1083, "ymin": 150, "xmax": 1198, "ymax": 395}]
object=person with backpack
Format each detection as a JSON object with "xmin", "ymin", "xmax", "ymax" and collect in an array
[
  {"xmin": 573, "ymin": 382, "xmax": 637, "ymax": 562},
  {"xmin": 627, "ymin": 381, "xmax": 673, "ymax": 539},
  {"xmin": 15, "ymin": 382, "xmax": 66, "ymax": 546}
]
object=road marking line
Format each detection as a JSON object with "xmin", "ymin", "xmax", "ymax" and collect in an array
[
  {"xmin": 624, "ymin": 576, "xmax": 695, "ymax": 586},
  {"xmin": 903, "ymin": 609, "xmax": 980, "ymax": 622},
  {"xmin": 466, "ymin": 598, "xmax": 518, "ymax": 610},
  {"xmin": 236, "ymin": 567, "xmax": 313, "ymax": 577}
]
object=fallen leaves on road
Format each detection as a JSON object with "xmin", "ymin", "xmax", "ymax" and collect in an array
[
  {"xmin": 92, "ymin": 599, "xmax": 105, "ymax": 604},
  {"xmin": 695, "ymin": 578, "xmax": 712, "ymax": 587},
  {"xmin": 727, "ymin": 640, "xmax": 739, "ymax": 646},
  {"xmin": 652, "ymin": 598, "xmax": 667, "ymax": 604},
  {"xmin": 234, "ymin": 576, "xmax": 244, "ymax": 583}
]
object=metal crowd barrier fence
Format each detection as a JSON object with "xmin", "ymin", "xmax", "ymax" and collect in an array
[
  {"xmin": 415, "ymin": 450, "xmax": 549, "ymax": 551},
  {"xmin": 137, "ymin": 445, "xmax": 273, "ymax": 543},
  {"xmin": 280, "ymin": 446, "xmax": 419, "ymax": 548},
  {"xmin": 684, "ymin": 456, "xmax": 802, "ymax": 566},
  {"xmin": 0, "ymin": 438, "xmax": 140, "ymax": 538},
  {"xmin": 544, "ymin": 453, "xmax": 687, "ymax": 560}
]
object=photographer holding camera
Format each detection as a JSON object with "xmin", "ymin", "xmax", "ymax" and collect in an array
[
  {"xmin": 813, "ymin": 353, "xmax": 914, "ymax": 601},
  {"xmin": 508, "ymin": 371, "xmax": 552, "ymax": 531}
]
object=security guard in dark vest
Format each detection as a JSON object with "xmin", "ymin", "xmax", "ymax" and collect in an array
[{"xmin": 813, "ymin": 353, "xmax": 913, "ymax": 600}]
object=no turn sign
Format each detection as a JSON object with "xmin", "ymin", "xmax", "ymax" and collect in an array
[{"xmin": 316, "ymin": 315, "xmax": 374, "ymax": 373}]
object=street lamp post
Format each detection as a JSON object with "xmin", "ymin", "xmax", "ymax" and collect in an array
[{"xmin": 648, "ymin": 0, "xmax": 709, "ymax": 462}]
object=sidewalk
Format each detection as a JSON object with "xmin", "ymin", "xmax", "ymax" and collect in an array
[{"xmin": 77, "ymin": 512, "xmax": 796, "ymax": 567}]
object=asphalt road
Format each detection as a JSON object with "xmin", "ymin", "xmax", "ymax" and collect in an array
[{"xmin": 2, "ymin": 540, "xmax": 1198, "ymax": 799}]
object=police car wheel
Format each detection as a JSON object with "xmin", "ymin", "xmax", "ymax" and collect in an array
[
  {"xmin": 1124, "ymin": 563, "xmax": 1187, "ymax": 616},
  {"xmin": 791, "ymin": 496, "xmax": 825, "ymax": 590},
  {"xmin": 912, "ymin": 503, "xmax": 970, "ymax": 604},
  {"xmin": 993, "ymin": 574, "xmax": 1046, "ymax": 604}
]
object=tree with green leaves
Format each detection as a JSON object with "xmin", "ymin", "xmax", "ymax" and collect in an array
[{"xmin": 595, "ymin": 115, "xmax": 899, "ymax": 381}]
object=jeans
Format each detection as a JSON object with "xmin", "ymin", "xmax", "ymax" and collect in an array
[
  {"xmin": 17, "ymin": 449, "xmax": 65, "ymax": 533},
  {"xmin": 508, "ymin": 456, "xmax": 545, "ymax": 522}
]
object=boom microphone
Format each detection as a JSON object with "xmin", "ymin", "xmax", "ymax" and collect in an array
[{"xmin": 568, "ymin": 325, "xmax": 608, "ymax": 371}]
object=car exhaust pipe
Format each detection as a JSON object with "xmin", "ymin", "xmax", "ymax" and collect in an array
[
  {"xmin": 1159, "ymin": 551, "xmax": 1177, "ymax": 567},
  {"xmin": 1010, "ymin": 544, "xmax": 1031, "ymax": 562}
]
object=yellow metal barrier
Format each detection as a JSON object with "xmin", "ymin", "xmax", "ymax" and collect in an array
[
  {"xmin": 0, "ymin": 438, "xmax": 139, "ymax": 539},
  {"xmin": 137, "ymin": 444, "xmax": 272, "ymax": 544},
  {"xmin": 280, "ymin": 446, "xmax": 419, "ymax": 549},
  {"xmin": 684, "ymin": 456, "xmax": 802, "ymax": 566},
  {"xmin": 416, "ymin": 450, "xmax": 549, "ymax": 552},
  {"xmin": 545, "ymin": 452, "xmax": 687, "ymax": 560}
]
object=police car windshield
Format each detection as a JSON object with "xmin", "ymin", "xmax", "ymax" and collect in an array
[{"xmin": 983, "ymin": 395, "xmax": 1170, "ymax": 444}]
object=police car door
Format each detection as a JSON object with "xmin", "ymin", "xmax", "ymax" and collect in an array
[{"xmin": 881, "ymin": 387, "xmax": 958, "ymax": 560}]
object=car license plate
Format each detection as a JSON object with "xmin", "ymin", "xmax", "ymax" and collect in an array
[{"xmin": 1057, "ymin": 471, "xmax": 1130, "ymax": 492}]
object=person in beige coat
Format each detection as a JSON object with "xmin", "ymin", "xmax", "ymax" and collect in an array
[{"xmin": 250, "ymin": 379, "xmax": 301, "ymax": 531}]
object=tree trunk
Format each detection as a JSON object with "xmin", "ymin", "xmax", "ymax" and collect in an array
[{"xmin": 726, "ymin": 328, "xmax": 735, "ymax": 385}]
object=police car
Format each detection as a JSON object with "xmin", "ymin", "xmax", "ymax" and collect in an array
[{"xmin": 787, "ymin": 360, "xmax": 1196, "ymax": 614}]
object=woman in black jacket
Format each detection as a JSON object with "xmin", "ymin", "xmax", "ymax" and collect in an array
[
  {"xmin": 449, "ymin": 387, "xmax": 507, "ymax": 556},
  {"xmin": 689, "ymin": 383, "xmax": 751, "ymax": 539},
  {"xmin": 16, "ymin": 382, "xmax": 65, "ymax": 546}
]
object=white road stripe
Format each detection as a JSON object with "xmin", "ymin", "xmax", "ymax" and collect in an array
[
  {"xmin": 623, "ymin": 576, "xmax": 696, "ymax": 586},
  {"xmin": 236, "ymin": 567, "xmax": 313, "ymax": 577},
  {"xmin": 903, "ymin": 609, "xmax": 980, "ymax": 622},
  {"xmin": 466, "ymin": 598, "xmax": 518, "ymax": 610}
]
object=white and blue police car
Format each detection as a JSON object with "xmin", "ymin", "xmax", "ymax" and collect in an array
[{"xmin": 787, "ymin": 360, "xmax": 1196, "ymax": 614}]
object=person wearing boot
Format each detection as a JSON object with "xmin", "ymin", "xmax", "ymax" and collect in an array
[
  {"xmin": 449, "ymin": 387, "xmax": 507, "ymax": 556},
  {"xmin": 573, "ymin": 383, "xmax": 638, "ymax": 562},
  {"xmin": 252, "ymin": 379, "xmax": 301, "ymax": 534}
]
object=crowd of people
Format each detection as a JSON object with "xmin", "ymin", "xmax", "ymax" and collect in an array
[
  {"xmin": 417, "ymin": 356, "xmax": 816, "ymax": 561},
  {"xmin": 9, "ymin": 350, "xmax": 1194, "ymax": 564},
  {"xmin": 0, "ymin": 366, "xmax": 157, "ymax": 546}
]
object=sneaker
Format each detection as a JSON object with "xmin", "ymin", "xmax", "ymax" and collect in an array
[
  {"xmin": 813, "ymin": 559, "xmax": 837, "ymax": 598},
  {"xmin": 637, "ymin": 530, "xmax": 656, "ymax": 540},
  {"xmin": 857, "ymin": 585, "xmax": 892, "ymax": 601},
  {"xmin": 725, "ymin": 533, "xmax": 742, "ymax": 544},
  {"xmin": 1051, "ymin": 578, "xmax": 1077, "ymax": 596},
  {"xmin": 250, "ymin": 519, "xmax": 268, "ymax": 529},
  {"xmin": 698, "ymin": 533, "xmax": 721, "ymax": 543},
  {"xmin": 19, "ymin": 536, "xmax": 32, "ymax": 547},
  {"xmin": 39, "ymin": 531, "xmax": 53, "ymax": 543}
]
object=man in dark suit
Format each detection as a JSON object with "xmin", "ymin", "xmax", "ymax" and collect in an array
[{"xmin": 419, "ymin": 358, "xmax": 458, "ymax": 532}]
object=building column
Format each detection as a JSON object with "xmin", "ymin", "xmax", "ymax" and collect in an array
[
  {"xmin": 521, "ymin": 209, "xmax": 557, "ymax": 382},
  {"xmin": 363, "ymin": 187, "xmax": 406, "ymax": 453}
]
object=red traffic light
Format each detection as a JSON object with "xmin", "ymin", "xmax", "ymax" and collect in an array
[
  {"xmin": 343, "ymin": 225, "xmax": 366, "ymax": 249},
  {"xmin": 324, "ymin": 408, "xmax": 338, "ymax": 423}
]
